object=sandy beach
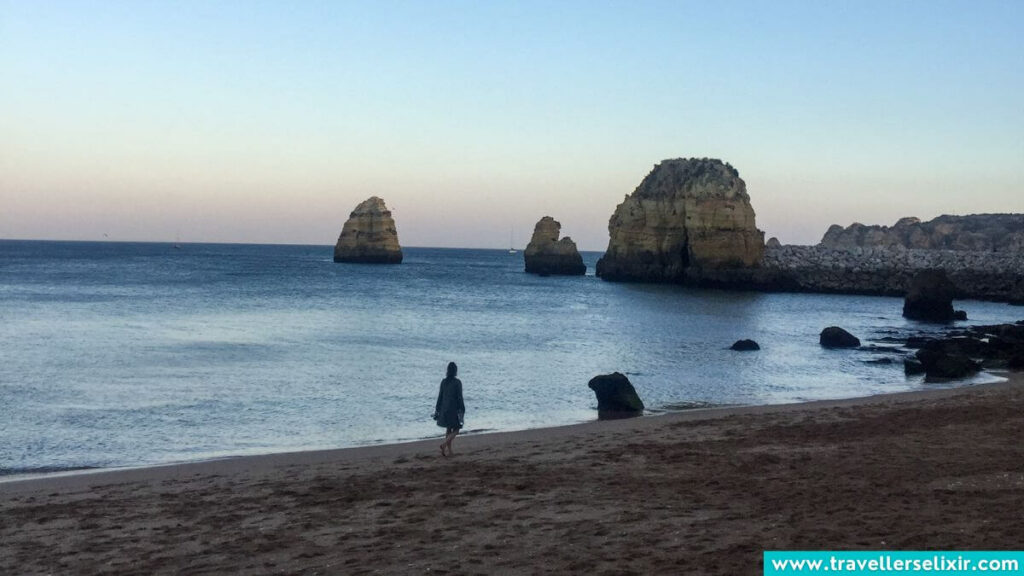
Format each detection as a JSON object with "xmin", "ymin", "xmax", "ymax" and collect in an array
[{"xmin": 3, "ymin": 376, "xmax": 1023, "ymax": 575}]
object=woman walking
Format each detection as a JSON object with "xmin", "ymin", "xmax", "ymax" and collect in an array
[{"xmin": 433, "ymin": 362, "xmax": 465, "ymax": 457}]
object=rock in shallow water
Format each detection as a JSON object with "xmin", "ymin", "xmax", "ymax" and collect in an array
[
  {"xmin": 819, "ymin": 326, "xmax": 861, "ymax": 348},
  {"xmin": 915, "ymin": 348, "xmax": 981, "ymax": 381},
  {"xmin": 588, "ymin": 372, "xmax": 644, "ymax": 418},
  {"xmin": 730, "ymin": 339, "xmax": 760, "ymax": 351}
]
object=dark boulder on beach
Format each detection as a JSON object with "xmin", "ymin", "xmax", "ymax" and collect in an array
[
  {"xmin": 730, "ymin": 339, "xmax": 760, "ymax": 351},
  {"xmin": 588, "ymin": 372, "xmax": 644, "ymax": 418},
  {"xmin": 915, "ymin": 349, "xmax": 981, "ymax": 381},
  {"xmin": 903, "ymin": 269, "xmax": 956, "ymax": 322},
  {"xmin": 954, "ymin": 310, "xmax": 968, "ymax": 321},
  {"xmin": 819, "ymin": 326, "xmax": 861, "ymax": 348}
]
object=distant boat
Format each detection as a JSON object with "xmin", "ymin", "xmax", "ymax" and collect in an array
[
  {"xmin": 509, "ymin": 227, "xmax": 517, "ymax": 254},
  {"xmin": 173, "ymin": 232, "xmax": 182, "ymax": 249}
]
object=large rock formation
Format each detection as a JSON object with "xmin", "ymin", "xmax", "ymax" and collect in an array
[
  {"xmin": 523, "ymin": 217, "xmax": 585, "ymax": 276},
  {"xmin": 903, "ymin": 269, "xmax": 956, "ymax": 322},
  {"xmin": 596, "ymin": 158, "xmax": 765, "ymax": 283},
  {"xmin": 820, "ymin": 214, "xmax": 1024, "ymax": 252},
  {"xmin": 333, "ymin": 197, "xmax": 403, "ymax": 264}
]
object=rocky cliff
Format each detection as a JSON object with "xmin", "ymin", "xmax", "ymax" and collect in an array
[
  {"xmin": 820, "ymin": 214, "xmax": 1024, "ymax": 252},
  {"xmin": 333, "ymin": 196, "xmax": 403, "ymax": 264},
  {"xmin": 524, "ymin": 217, "xmax": 585, "ymax": 275},
  {"xmin": 596, "ymin": 158, "xmax": 765, "ymax": 283}
]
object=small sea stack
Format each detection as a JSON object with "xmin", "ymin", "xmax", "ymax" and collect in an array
[
  {"xmin": 333, "ymin": 196, "xmax": 403, "ymax": 264},
  {"xmin": 903, "ymin": 269, "xmax": 955, "ymax": 322},
  {"xmin": 524, "ymin": 217, "xmax": 585, "ymax": 276}
]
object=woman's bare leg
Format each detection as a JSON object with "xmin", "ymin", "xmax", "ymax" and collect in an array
[{"xmin": 444, "ymin": 429, "xmax": 459, "ymax": 455}]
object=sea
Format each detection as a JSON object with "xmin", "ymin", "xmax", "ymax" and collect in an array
[{"xmin": 0, "ymin": 240, "xmax": 1017, "ymax": 477}]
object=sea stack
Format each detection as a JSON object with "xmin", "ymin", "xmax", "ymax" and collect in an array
[
  {"xmin": 333, "ymin": 196, "xmax": 403, "ymax": 264},
  {"xmin": 903, "ymin": 269, "xmax": 956, "ymax": 322},
  {"xmin": 524, "ymin": 217, "xmax": 585, "ymax": 276},
  {"xmin": 595, "ymin": 158, "xmax": 765, "ymax": 283}
]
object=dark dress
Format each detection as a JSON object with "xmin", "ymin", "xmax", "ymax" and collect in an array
[{"xmin": 434, "ymin": 377, "xmax": 465, "ymax": 430}]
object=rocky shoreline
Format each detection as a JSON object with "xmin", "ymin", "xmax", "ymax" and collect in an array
[
  {"xmin": 761, "ymin": 244, "xmax": 1024, "ymax": 303},
  {"xmin": 901, "ymin": 321, "xmax": 1024, "ymax": 380},
  {"xmin": 586, "ymin": 157, "xmax": 1022, "ymax": 303}
]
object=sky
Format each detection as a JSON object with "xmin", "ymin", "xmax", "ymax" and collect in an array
[{"xmin": 1, "ymin": 0, "xmax": 1022, "ymax": 250}]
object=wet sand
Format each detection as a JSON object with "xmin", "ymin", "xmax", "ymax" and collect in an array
[{"xmin": 3, "ymin": 376, "xmax": 1024, "ymax": 575}]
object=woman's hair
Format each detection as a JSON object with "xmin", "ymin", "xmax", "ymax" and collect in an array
[{"xmin": 446, "ymin": 362, "xmax": 458, "ymax": 379}]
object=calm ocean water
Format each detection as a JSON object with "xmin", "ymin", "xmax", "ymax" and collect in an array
[{"xmin": 0, "ymin": 240, "xmax": 1017, "ymax": 476}]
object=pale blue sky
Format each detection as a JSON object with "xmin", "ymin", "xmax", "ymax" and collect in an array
[{"xmin": 2, "ymin": 0, "xmax": 1021, "ymax": 249}]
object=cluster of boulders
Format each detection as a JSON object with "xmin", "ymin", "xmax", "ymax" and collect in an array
[
  {"xmin": 811, "ymin": 319, "xmax": 1024, "ymax": 381},
  {"xmin": 587, "ymin": 317, "xmax": 1024, "ymax": 419},
  {"xmin": 903, "ymin": 323, "xmax": 1024, "ymax": 380}
]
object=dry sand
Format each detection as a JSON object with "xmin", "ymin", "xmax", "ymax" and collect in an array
[{"xmin": 3, "ymin": 376, "xmax": 1024, "ymax": 575}]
